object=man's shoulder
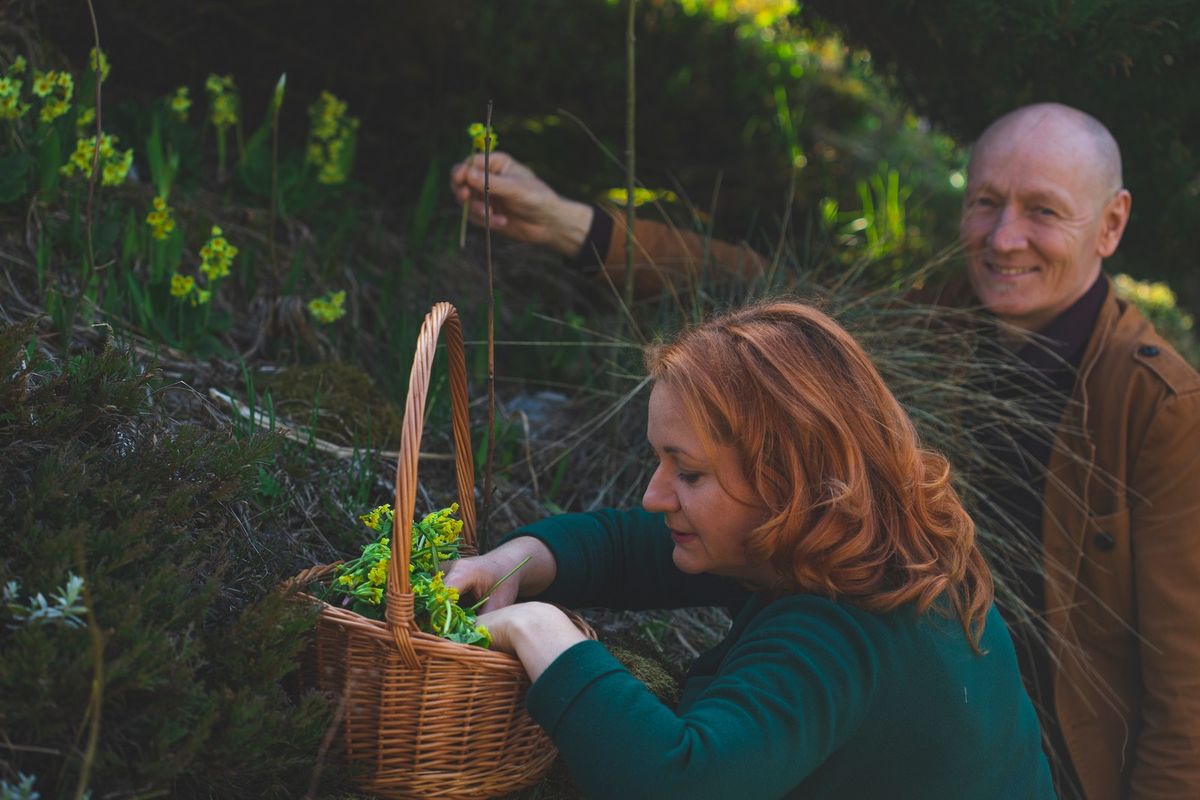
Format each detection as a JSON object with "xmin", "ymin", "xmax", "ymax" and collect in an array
[{"xmin": 1095, "ymin": 297, "xmax": 1200, "ymax": 398}]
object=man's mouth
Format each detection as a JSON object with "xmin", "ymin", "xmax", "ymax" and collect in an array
[{"xmin": 984, "ymin": 261, "xmax": 1038, "ymax": 277}]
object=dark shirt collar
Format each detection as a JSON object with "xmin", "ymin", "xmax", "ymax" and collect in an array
[{"xmin": 1016, "ymin": 273, "xmax": 1108, "ymax": 373}]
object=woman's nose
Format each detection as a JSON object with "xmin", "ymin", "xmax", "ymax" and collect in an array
[{"xmin": 642, "ymin": 464, "xmax": 680, "ymax": 514}]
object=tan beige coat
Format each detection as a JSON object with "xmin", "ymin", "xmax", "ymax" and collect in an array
[
  {"xmin": 591, "ymin": 214, "xmax": 1200, "ymax": 798},
  {"xmin": 1042, "ymin": 287, "xmax": 1200, "ymax": 799}
]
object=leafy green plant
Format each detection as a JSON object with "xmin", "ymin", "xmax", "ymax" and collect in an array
[{"xmin": 320, "ymin": 503, "xmax": 509, "ymax": 647}]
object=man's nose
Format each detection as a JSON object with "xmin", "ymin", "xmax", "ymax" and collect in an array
[
  {"xmin": 986, "ymin": 205, "xmax": 1027, "ymax": 253},
  {"xmin": 642, "ymin": 464, "xmax": 680, "ymax": 514}
]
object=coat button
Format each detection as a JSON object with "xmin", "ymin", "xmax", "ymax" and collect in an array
[
  {"xmin": 1138, "ymin": 345, "xmax": 1160, "ymax": 357},
  {"xmin": 1094, "ymin": 531, "xmax": 1116, "ymax": 551}
]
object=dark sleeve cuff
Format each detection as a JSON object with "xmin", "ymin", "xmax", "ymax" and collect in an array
[
  {"xmin": 569, "ymin": 203, "xmax": 613, "ymax": 274},
  {"xmin": 527, "ymin": 639, "xmax": 627, "ymax": 737}
]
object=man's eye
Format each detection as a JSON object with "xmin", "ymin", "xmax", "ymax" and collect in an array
[
  {"xmin": 971, "ymin": 196, "xmax": 997, "ymax": 209},
  {"xmin": 1033, "ymin": 206, "xmax": 1058, "ymax": 217}
]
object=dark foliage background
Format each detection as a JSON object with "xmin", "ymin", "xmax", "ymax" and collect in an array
[{"xmin": 804, "ymin": 0, "xmax": 1200, "ymax": 306}]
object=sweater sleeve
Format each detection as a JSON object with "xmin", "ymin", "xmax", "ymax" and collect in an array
[
  {"xmin": 510, "ymin": 507, "xmax": 746, "ymax": 610},
  {"xmin": 526, "ymin": 597, "xmax": 880, "ymax": 800}
]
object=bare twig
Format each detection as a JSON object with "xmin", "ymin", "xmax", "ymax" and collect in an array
[
  {"xmin": 207, "ymin": 388, "xmax": 453, "ymax": 461},
  {"xmin": 481, "ymin": 101, "xmax": 497, "ymax": 549},
  {"xmin": 83, "ymin": 1, "xmax": 103, "ymax": 295},
  {"xmin": 622, "ymin": 0, "xmax": 638, "ymax": 314}
]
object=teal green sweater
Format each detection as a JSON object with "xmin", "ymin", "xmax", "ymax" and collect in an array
[{"xmin": 517, "ymin": 508, "xmax": 1054, "ymax": 799}]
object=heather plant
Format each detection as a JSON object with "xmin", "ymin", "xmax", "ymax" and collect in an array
[{"xmin": 0, "ymin": 321, "xmax": 331, "ymax": 798}]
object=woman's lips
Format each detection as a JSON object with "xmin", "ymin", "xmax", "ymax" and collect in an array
[{"xmin": 670, "ymin": 529, "xmax": 697, "ymax": 544}]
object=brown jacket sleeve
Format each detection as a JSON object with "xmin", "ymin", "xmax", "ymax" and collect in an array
[{"xmin": 594, "ymin": 207, "xmax": 767, "ymax": 298}]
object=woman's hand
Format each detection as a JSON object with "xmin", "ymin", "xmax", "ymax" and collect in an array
[
  {"xmin": 449, "ymin": 152, "xmax": 595, "ymax": 258},
  {"xmin": 442, "ymin": 535, "xmax": 557, "ymax": 613},
  {"xmin": 477, "ymin": 602, "xmax": 587, "ymax": 682}
]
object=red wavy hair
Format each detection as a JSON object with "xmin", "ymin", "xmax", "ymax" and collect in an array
[{"xmin": 645, "ymin": 300, "xmax": 993, "ymax": 649}]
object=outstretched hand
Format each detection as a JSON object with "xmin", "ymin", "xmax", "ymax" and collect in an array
[{"xmin": 449, "ymin": 152, "xmax": 596, "ymax": 258}]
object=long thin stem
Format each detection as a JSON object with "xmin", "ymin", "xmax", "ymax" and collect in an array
[
  {"xmin": 481, "ymin": 100, "xmax": 497, "ymax": 549},
  {"xmin": 622, "ymin": 0, "xmax": 637, "ymax": 313},
  {"xmin": 83, "ymin": 1, "xmax": 102, "ymax": 309},
  {"xmin": 468, "ymin": 555, "xmax": 532, "ymax": 612},
  {"xmin": 73, "ymin": 544, "xmax": 104, "ymax": 800}
]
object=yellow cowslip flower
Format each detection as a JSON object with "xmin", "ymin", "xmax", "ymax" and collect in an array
[
  {"xmin": 204, "ymin": 73, "xmax": 234, "ymax": 96},
  {"xmin": 305, "ymin": 91, "xmax": 356, "ymax": 185},
  {"xmin": 39, "ymin": 99, "xmax": 69, "ymax": 124},
  {"xmin": 31, "ymin": 70, "xmax": 54, "ymax": 98},
  {"xmin": 0, "ymin": 76, "xmax": 15, "ymax": 96},
  {"xmin": 89, "ymin": 48, "xmax": 110, "ymax": 82},
  {"xmin": 101, "ymin": 148, "xmax": 133, "ymax": 186},
  {"xmin": 75, "ymin": 106, "xmax": 95, "ymax": 130},
  {"xmin": 56, "ymin": 71, "xmax": 73, "ymax": 93},
  {"xmin": 7, "ymin": 56, "xmax": 26, "ymax": 75},
  {"xmin": 307, "ymin": 290, "xmax": 347, "ymax": 324},
  {"xmin": 337, "ymin": 573, "xmax": 358, "ymax": 588},
  {"xmin": 204, "ymin": 74, "xmax": 238, "ymax": 129},
  {"xmin": 359, "ymin": 503, "xmax": 393, "ymax": 529},
  {"xmin": 60, "ymin": 133, "xmax": 133, "ymax": 186},
  {"xmin": 0, "ymin": 92, "xmax": 28, "ymax": 120},
  {"xmin": 169, "ymin": 86, "xmax": 190, "ymax": 121},
  {"xmin": 367, "ymin": 558, "xmax": 389, "ymax": 587},
  {"xmin": 211, "ymin": 93, "xmax": 236, "ymax": 128},
  {"xmin": 146, "ymin": 196, "xmax": 176, "ymax": 240},
  {"xmin": 199, "ymin": 225, "xmax": 237, "ymax": 280},
  {"xmin": 191, "ymin": 288, "xmax": 212, "ymax": 307},
  {"xmin": 467, "ymin": 121, "xmax": 496, "ymax": 153},
  {"xmin": 169, "ymin": 273, "xmax": 195, "ymax": 298},
  {"xmin": 604, "ymin": 187, "xmax": 679, "ymax": 207}
]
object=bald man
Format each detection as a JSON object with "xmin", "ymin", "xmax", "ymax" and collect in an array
[{"xmin": 452, "ymin": 103, "xmax": 1200, "ymax": 798}]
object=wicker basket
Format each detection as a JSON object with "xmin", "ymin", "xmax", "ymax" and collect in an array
[{"xmin": 291, "ymin": 302, "xmax": 564, "ymax": 799}]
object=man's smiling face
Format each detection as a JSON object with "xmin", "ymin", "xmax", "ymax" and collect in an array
[{"xmin": 959, "ymin": 108, "xmax": 1130, "ymax": 332}]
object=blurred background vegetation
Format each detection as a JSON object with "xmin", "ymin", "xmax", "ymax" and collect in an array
[{"xmin": 2, "ymin": 0, "xmax": 1197, "ymax": 797}]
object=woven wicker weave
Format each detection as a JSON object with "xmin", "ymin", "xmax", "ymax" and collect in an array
[{"xmin": 292, "ymin": 302, "xmax": 562, "ymax": 799}]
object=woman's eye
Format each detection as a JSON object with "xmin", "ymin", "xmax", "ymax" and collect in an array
[{"xmin": 678, "ymin": 472, "xmax": 701, "ymax": 485}]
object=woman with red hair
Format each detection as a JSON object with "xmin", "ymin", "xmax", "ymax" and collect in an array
[{"xmin": 447, "ymin": 300, "xmax": 1052, "ymax": 798}]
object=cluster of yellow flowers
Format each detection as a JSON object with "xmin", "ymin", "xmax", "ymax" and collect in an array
[
  {"xmin": 199, "ymin": 225, "xmax": 238, "ymax": 280},
  {"xmin": 169, "ymin": 86, "xmax": 191, "ymax": 122},
  {"xmin": 1114, "ymin": 273, "xmax": 1195, "ymax": 332},
  {"xmin": 170, "ymin": 226, "xmax": 237, "ymax": 306},
  {"xmin": 305, "ymin": 90, "xmax": 358, "ymax": 185},
  {"xmin": 88, "ymin": 47, "xmax": 110, "ymax": 83},
  {"xmin": 467, "ymin": 122, "xmax": 498, "ymax": 153},
  {"xmin": 307, "ymin": 290, "xmax": 347, "ymax": 324},
  {"xmin": 0, "ymin": 57, "xmax": 29, "ymax": 120},
  {"xmin": 204, "ymin": 74, "xmax": 238, "ymax": 130},
  {"xmin": 32, "ymin": 69, "xmax": 73, "ymax": 124},
  {"xmin": 359, "ymin": 503, "xmax": 392, "ymax": 530},
  {"xmin": 145, "ymin": 195, "xmax": 176, "ymax": 241},
  {"xmin": 60, "ymin": 132, "xmax": 133, "ymax": 186},
  {"xmin": 169, "ymin": 273, "xmax": 202, "ymax": 303}
]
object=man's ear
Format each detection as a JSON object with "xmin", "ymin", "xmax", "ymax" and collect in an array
[{"xmin": 1097, "ymin": 189, "xmax": 1132, "ymax": 258}]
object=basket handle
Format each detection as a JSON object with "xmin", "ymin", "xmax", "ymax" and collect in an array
[{"xmin": 386, "ymin": 302, "xmax": 478, "ymax": 666}]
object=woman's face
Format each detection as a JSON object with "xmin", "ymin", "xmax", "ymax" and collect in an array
[{"xmin": 643, "ymin": 382, "xmax": 776, "ymax": 586}]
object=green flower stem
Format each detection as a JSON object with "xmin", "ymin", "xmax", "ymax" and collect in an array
[{"xmin": 468, "ymin": 555, "xmax": 532, "ymax": 612}]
